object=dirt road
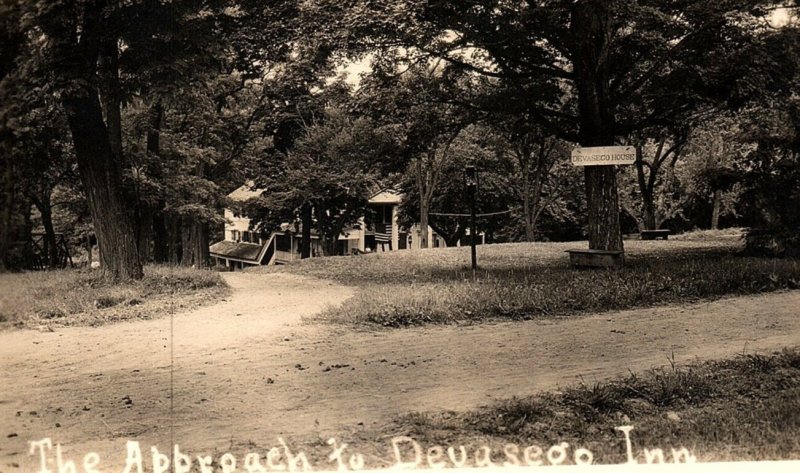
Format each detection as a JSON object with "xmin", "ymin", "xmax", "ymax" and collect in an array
[{"xmin": 2, "ymin": 272, "xmax": 799, "ymax": 471}]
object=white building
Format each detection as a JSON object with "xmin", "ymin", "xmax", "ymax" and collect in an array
[{"xmin": 209, "ymin": 185, "xmax": 452, "ymax": 269}]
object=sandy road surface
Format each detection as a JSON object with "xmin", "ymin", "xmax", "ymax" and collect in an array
[{"xmin": 1, "ymin": 272, "xmax": 799, "ymax": 471}]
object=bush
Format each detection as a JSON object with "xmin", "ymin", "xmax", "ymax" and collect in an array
[{"xmin": 744, "ymin": 228, "xmax": 800, "ymax": 258}]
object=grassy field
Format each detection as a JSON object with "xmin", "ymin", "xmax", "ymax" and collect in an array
[
  {"xmin": 311, "ymin": 348, "xmax": 800, "ymax": 466},
  {"xmin": 0, "ymin": 265, "xmax": 229, "ymax": 330},
  {"xmin": 264, "ymin": 234, "xmax": 800, "ymax": 327}
]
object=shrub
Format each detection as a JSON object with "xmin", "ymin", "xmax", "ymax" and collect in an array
[{"xmin": 744, "ymin": 228, "xmax": 800, "ymax": 258}]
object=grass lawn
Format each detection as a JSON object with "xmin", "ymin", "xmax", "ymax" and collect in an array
[
  {"xmin": 264, "ymin": 233, "xmax": 800, "ymax": 327},
  {"xmin": 0, "ymin": 265, "xmax": 229, "ymax": 330},
  {"xmin": 317, "ymin": 348, "xmax": 800, "ymax": 466}
]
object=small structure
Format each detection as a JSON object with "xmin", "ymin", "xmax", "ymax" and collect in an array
[{"xmin": 640, "ymin": 229, "xmax": 670, "ymax": 240}]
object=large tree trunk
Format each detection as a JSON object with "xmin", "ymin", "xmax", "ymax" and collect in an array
[
  {"xmin": 571, "ymin": 1, "xmax": 624, "ymax": 252},
  {"xmin": 0, "ymin": 144, "xmax": 13, "ymax": 271},
  {"xmin": 300, "ymin": 203, "xmax": 312, "ymax": 259},
  {"xmin": 180, "ymin": 218, "xmax": 209, "ymax": 267},
  {"xmin": 193, "ymin": 221, "xmax": 210, "ymax": 268},
  {"xmin": 62, "ymin": 87, "xmax": 143, "ymax": 280},
  {"xmin": 52, "ymin": 4, "xmax": 142, "ymax": 280},
  {"xmin": 99, "ymin": 40, "xmax": 123, "ymax": 159}
]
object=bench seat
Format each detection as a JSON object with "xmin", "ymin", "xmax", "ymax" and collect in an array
[
  {"xmin": 640, "ymin": 229, "xmax": 670, "ymax": 240},
  {"xmin": 566, "ymin": 249, "xmax": 625, "ymax": 268}
]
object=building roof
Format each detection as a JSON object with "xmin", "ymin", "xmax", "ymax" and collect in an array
[
  {"xmin": 368, "ymin": 188, "xmax": 403, "ymax": 204},
  {"xmin": 228, "ymin": 180, "xmax": 264, "ymax": 202},
  {"xmin": 209, "ymin": 240, "xmax": 263, "ymax": 262}
]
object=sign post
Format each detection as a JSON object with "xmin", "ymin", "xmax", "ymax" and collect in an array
[
  {"xmin": 465, "ymin": 165, "xmax": 478, "ymax": 273},
  {"xmin": 568, "ymin": 146, "xmax": 636, "ymax": 268}
]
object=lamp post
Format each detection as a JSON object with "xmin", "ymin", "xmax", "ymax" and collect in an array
[{"xmin": 465, "ymin": 165, "xmax": 478, "ymax": 272}]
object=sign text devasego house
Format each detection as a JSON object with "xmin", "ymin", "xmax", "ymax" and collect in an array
[{"xmin": 571, "ymin": 146, "xmax": 636, "ymax": 166}]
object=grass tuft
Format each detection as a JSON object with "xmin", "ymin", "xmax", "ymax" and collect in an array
[
  {"xmin": 0, "ymin": 265, "xmax": 229, "ymax": 329},
  {"xmin": 380, "ymin": 348, "xmax": 800, "ymax": 464},
  {"xmin": 263, "ymin": 238, "xmax": 800, "ymax": 327}
]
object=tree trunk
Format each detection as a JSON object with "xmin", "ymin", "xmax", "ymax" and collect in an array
[
  {"xmin": 39, "ymin": 205, "xmax": 59, "ymax": 268},
  {"xmin": 62, "ymin": 86, "xmax": 143, "ymax": 280},
  {"xmin": 181, "ymin": 218, "xmax": 210, "ymax": 268},
  {"xmin": 0, "ymin": 145, "xmax": 13, "ymax": 271},
  {"xmin": 415, "ymin": 152, "xmax": 436, "ymax": 250},
  {"xmin": 167, "ymin": 214, "xmax": 181, "ymax": 264},
  {"xmin": 571, "ymin": 1, "xmax": 624, "ymax": 252},
  {"xmin": 181, "ymin": 219, "xmax": 193, "ymax": 266},
  {"xmin": 99, "ymin": 39, "xmax": 123, "ymax": 159},
  {"xmin": 52, "ymin": 6, "xmax": 142, "ymax": 280},
  {"xmin": 634, "ymin": 147, "xmax": 656, "ymax": 231},
  {"xmin": 711, "ymin": 189, "xmax": 722, "ymax": 230},
  {"xmin": 31, "ymin": 191, "xmax": 59, "ymax": 268},
  {"xmin": 147, "ymin": 100, "xmax": 169, "ymax": 263},
  {"xmin": 641, "ymin": 198, "xmax": 656, "ymax": 231},
  {"xmin": 300, "ymin": 203, "xmax": 312, "ymax": 259},
  {"xmin": 152, "ymin": 211, "xmax": 169, "ymax": 263},
  {"xmin": 86, "ymin": 234, "xmax": 93, "ymax": 268},
  {"xmin": 521, "ymin": 155, "xmax": 534, "ymax": 241},
  {"xmin": 137, "ymin": 206, "xmax": 153, "ymax": 262},
  {"xmin": 193, "ymin": 220, "xmax": 210, "ymax": 268},
  {"xmin": 418, "ymin": 197, "xmax": 429, "ymax": 249},
  {"xmin": 528, "ymin": 164, "xmax": 546, "ymax": 241},
  {"xmin": 429, "ymin": 221, "xmax": 463, "ymax": 248}
]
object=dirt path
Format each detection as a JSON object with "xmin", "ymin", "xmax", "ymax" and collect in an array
[{"xmin": 2, "ymin": 272, "xmax": 799, "ymax": 470}]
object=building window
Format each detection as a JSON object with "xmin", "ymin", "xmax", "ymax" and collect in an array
[{"xmin": 243, "ymin": 231, "xmax": 251, "ymax": 243}]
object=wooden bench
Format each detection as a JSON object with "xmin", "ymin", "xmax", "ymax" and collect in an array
[
  {"xmin": 566, "ymin": 249, "xmax": 625, "ymax": 268},
  {"xmin": 640, "ymin": 229, "xmax": 671, "ymax": 240}
]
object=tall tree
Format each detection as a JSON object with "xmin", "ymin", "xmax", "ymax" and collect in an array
[
  {"xmin": 13, "ymin": 0, "xmax": 144, "ymax": 279},
  {"xmin": 620, "ymin": 127, "xmax": 689, "ymax": 231},
  {"xmin": 314, "ymin": 0, "xmax": 798, "ymax": 252},
  {"xmin": 10, "ymin": 0, "xmax": 302, "ymax": 277},
  {"xmin": 397, "ymin": 124, "xmax": 518, "ymax": 246},
  {"xmin": 680, "ymin": 116, "xmax": 751, "ymax": 230},
  {"xmin": 0, "ymin": 3, "xmax": 26, "ymax": 270},
  {"xmin": 357, "ymin": 60, "xmax": 479, "ymax": 248},
  {"xmin": 253, "ymin": 104, "xmax": 396, "ymax": 256}
]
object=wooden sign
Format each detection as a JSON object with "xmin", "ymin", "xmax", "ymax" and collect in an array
[{"xmin": 571, "ymin": 146, "xmax": 636, "ymax": 166}]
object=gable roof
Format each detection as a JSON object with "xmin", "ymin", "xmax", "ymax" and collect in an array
[
  {"xmin": 368, "ymin": 188, "xmax": 403, "ymax": 204},
  {"xmin": 228, "ymin": 180, "xmax": 264, "ymax": 202}
]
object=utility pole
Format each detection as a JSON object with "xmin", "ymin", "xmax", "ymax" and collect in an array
[{"xmin": 465, "ymin": 165, "xmax": 478, "ymax": 272}]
